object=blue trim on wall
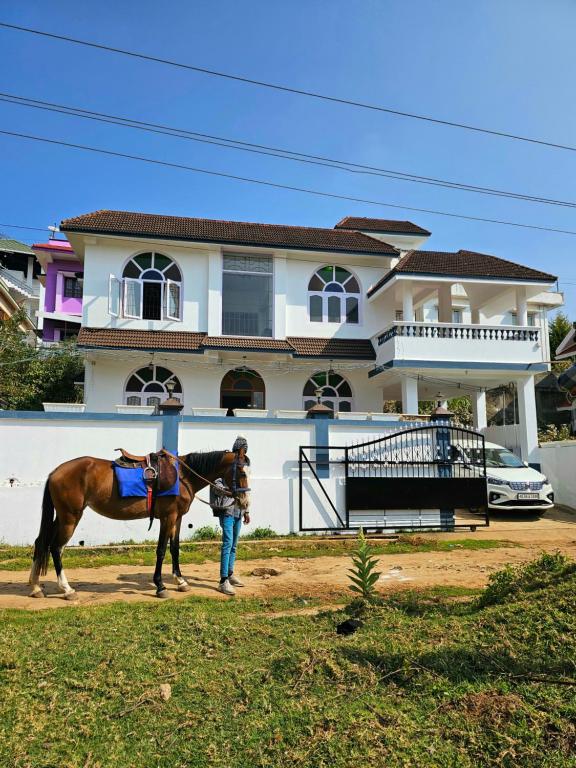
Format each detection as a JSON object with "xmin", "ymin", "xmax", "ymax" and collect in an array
[{"xmin": 369, "ymin": 359, "xmax": 548, "ymax": 378}]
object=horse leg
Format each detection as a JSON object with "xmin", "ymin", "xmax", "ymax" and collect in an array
[
  {"xmin": 170, "ymin": 517, "xmax": 190, "ymax": 592},
  {"xmin": 51, "ymin": 516, "xmax": 81, "ymax": 600},
  {"xmin": 153, "ymin": 515, "xmax": 175, "ymax": 598}
]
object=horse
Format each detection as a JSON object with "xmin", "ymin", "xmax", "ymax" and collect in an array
[{"xmin": 28, "ymin": 447, "xmax": 251, "ymax": 600}]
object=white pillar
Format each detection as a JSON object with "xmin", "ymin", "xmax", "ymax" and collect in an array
[
  {"xmin": 273, "ymin": 254, "xmax": 286, "ymax": 339},
  {"xmin": 516, "ymin": 286, "xmax": 528, "ymax": 327},
  {"xmin": 401, "ymin": 377, "xmax": 419, "ymax": 415},
  {"xmin": 437, "ymin": 283, "xmax": 452, "ymax": 323},
  {"xmin": 401, "ymin": 281, "xmax": 414, "ymax": 322},
  {"xmin": 207, "ymin": 249, "xmax": 222, "ymax": 336},
  {"xmin": 472, "ymin": 390, "xmax": 487, "ymax": 431},
  {"xmin": 516, "ymin": 376, "xmax": 538, "ymax": 462},
  {"xmin": 471, "ymin": 306, "xmax": 481, "ymax": 325}
]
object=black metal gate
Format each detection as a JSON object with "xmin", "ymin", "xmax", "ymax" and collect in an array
[{"xmin": 299, "ymin": 424, "xmax": 489, "ymax": 532}]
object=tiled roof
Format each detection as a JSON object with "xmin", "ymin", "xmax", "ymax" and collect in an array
[
  {"xmin": 32, "ymin": 239, "xmax": 74, "ymax": 253},
  {"xmin": 287, "ymin": 337, "xmax": 376, "ymax": 359},
  {"xmin": 203, "ymin": 336, "xmax": 293, "ymax": 352},
  {"xmin": 0, "ymin": 238, "xmax": 35, "ymax": 255},
  {"xmin": 334, "ymin": 217, "xmax": 431, "ymax": 236},
  {"xmin": 367, "ymin": 249, "xmax": 557, "ymax": 297},
  {"xmin": 61, "ymin": 210, "xmax": 399, "ymax": 256},
  {"xmin": 78, "ymin": 328, "xmax": 376, "ymax": 359},
  {"xmin": 77, "ymin": 328, "xmax": 206, "ymax": 352}
]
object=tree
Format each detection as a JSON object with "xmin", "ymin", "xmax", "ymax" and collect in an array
[
  {"xmin": 0, "ymin": 311, "xmax": 84, "ymax": 410},
  {"xmin": 549, "ymin": 312, "xmax": 574, "ymax": 373}
]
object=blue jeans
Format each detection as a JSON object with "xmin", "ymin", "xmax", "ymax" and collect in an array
[{"xmin": 219, "ymin": 514, "xmax": 242, "ymax": 579}]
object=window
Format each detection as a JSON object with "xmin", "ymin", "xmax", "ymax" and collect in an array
[
  {"xmin": 63, "ymin": 276, "xmax": 83, "ymax": 299},
  {"xmin": 302, "ymin": 371, "xmax": 353, "ymax": 413},
  {"xmin": 452, "ymin": 309, "xmax": 463, "ymax": 324},
  {"xmin": 222, "ymin": 254, "xmax": 273, "ymax": 337},
  {"xmin": 124, "ymin": 365, "xmax": 182, "ymax": 406},
  {"xmin": 220, "ymin": 368, "xmax": 265, "ymax": 415},
  {"xmin": 528, "ymin": 312, "xmax": 537, "ymax": 327},
  {"xmin": 308, "ymin": 266, "xmax": 360, "ymax": 324},
  {"xmin": 109, "ymin": 253, "xmax": 182, "ymax": 321},
  {"xmin": 395, "ymin": 310, "xmax": 404, "ymax": 322}
]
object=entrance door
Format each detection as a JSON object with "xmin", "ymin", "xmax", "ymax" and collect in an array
[{"xmin": 220, "ymin": 368, "xmax": 265, "ymax": 416}]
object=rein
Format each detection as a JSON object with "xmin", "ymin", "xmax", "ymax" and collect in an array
[{"xmin": 162, "ymin": 449, "xmax": 251, "ymax": 501}]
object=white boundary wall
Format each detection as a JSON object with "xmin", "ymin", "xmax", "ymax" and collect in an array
[
  {"xmin": 0, "ymin": 413, "xmax": 405, "ymax": 545},
  {"xmin": 536, "ymin": 441, "xmax": 576, "ymax": 509}
]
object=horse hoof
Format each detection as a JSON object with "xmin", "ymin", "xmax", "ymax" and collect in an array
[
  {"xmin": 29, "ymin": 589, "xmax": 45, "ymax": 599},
  {"xmin": 156, "ymin": 589, "xmax": 171, "ymax": 599},
  {"xmin": 177, "ymin": 584, "xmax": 191, "ymax": 593},
  {"xmin": 64, "ymin": 591, "xmax": 78, "ymax": 601}
]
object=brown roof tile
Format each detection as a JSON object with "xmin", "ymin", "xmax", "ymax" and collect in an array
[
  {"xmin": 287, "ymin": 337, "xmax": 376, "ymax": 360},
  {"xmin": 367, "ymin": 249, "xmax": 557, "ymax": 297},
  {"xmin": 334, "ymin": 217, "xmax": 431, "ymax": 236},
  {"xmin": 203, "ymin": 336, "xmax": 292, "ymax": 352},
  {"xmin": 78, "ymin": 328, "xmax": 376, "ymax": 359},
  {"xmin": 61, "ymin": 210, "xmax": 399, "ymax": 256},
  {"xmin": 77, "ymin": 327, "xmax": 206, "ymax": 352}
]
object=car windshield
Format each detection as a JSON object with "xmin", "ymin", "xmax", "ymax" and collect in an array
[{"xmin": 484, "ymin": 448, "xmax": 525, "ymax": 468}]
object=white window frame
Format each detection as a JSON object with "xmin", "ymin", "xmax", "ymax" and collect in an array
[
  {"xmin": 307, "ymin": 266, "xmax": 361, "ymax": 325},
  {"xmin": 164, "ymin": 280, "xmax": 181, "ymax": 321},
  {"xmin": 123, "ymin": 278, "xmax": 143, "ymax": 320},
  {"xmin": 108, "ymin": 275, "xmax": 121, "ymax": 317}
]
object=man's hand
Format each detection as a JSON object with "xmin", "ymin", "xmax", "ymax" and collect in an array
[{"xmin": 243, "ymin": 513, "xmax": 250, "ymax": 525}]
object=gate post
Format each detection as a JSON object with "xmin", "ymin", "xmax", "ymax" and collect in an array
[
  {"xmin": 159, "ymin": 391, "xmax": 184, "ymax": 454},
  {"xmin": 431, "ymin": 406, "xmax": 455, "ymax": 529},
  {"xmin": 306, "ymin": 401, "xmax": 333, "ymax": 478}
]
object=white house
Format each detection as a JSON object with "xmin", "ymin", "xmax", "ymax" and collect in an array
[{"xmin": 60, "ymin": 210, "xmax": 562, "ymax": 461}]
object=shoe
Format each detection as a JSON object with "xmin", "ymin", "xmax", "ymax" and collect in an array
[
  {"xmin": 228, "ymin": 574, "xmax": 244, "ymax": 587},
  {"xmin": 218, "ymin": 579, "xmax": 236, "ymax": 596}
]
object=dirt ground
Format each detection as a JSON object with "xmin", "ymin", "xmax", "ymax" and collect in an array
[{"xmin": 2, "ymin": 507, "xmax": 576, "ymax": 611}]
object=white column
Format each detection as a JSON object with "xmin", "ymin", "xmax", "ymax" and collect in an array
[
  {"xmin": 516, "ymin": 376, "xmax": 538, "ymax": 462},
  {"xmin": 401, "ymin": 281, "xmax": 414, "ymax": 322},
  {"xmin": 437, "ymin": 283, "xmax": 453, "ymax": 323},
  {"xmin": 207, "ymin": 249, "xmax": 222, "ymax": 336},
  {"xmin": 470, "ymin": 306, "xmax": 481, "ymax": 325},
  {"xmin": 516, "ymin": 286, "xmax": 528, "ymax": 326},
  {"xmin": 401, "ymin": 377, "xmax": 419, "ymax": 415},
  {"xmin": 27, "ymin": 256, "xmax": 34, "ymax": 287},
  {"xmin": 274, "ymin": 254, "xmax": 287, "ymax": 339},
  {"xmin": 472, "ymin": 390, "xmax": 487, "ymax": 431}
]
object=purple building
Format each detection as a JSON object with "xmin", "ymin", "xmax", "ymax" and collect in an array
[{"xmin": 33, "ymin": 238, "xmax": 83, "ymax": 341}]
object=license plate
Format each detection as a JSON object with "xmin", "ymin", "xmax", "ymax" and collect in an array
[{"xmin": 517, "ymin": 493, "xmax": 539, "ymax": 500}]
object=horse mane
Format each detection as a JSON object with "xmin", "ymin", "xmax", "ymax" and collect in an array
[{"xmin": 184, "ymin": 450, "xmax": 228, "ymax": 478}]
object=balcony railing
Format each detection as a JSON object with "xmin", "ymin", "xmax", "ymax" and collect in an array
[{"xmin": 378, "ymin": 322, "xmax": 540, "ymax": 346}]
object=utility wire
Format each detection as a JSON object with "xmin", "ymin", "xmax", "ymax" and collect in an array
[
  {"xmin": 2, "ymin": 92, "xmax": 576, "ymax": 210},
  {"xmin": 1, "ymin": 21, "xmax": 576, "ymax": 154},
  {"xmin": 2, "ymin": 127, "xmax": 576, "ymax": 238}
]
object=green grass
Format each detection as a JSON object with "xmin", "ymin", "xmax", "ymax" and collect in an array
[
  {"xmin": 0, "ymin": 535, "xmax": 514, "ymax": 571},
  {"xmin": 1, "ymin": 554, "xmax": 575, "ymax": 767}
]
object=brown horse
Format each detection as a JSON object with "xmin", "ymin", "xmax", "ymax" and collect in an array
[{"xmin": 28, "ymin": 448, "xmax": 250, "ymax": 599}]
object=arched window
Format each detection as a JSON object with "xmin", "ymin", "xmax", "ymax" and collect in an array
[
  {"xmin": 110, "ymin": 252, "xmax": 182, "ymax": 321},
  {"xmin": 124, "ymin": 365, "xmax": 182, "ymax": 407},
  {"xmin": 220, "ymin": 368, "xmax": 265, "ymax": 416},
  {"xmin": 302, "ymin": 371, "xmax": 353, "ymax": 413},
  {"xmin": 308, "ymin": 266, "xmax": 360, "ymax": 324}
]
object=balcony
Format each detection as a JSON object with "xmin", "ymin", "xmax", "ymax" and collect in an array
[{"xmin": 375, "ymin": 321, "xmax": 544, "ymax": 367}]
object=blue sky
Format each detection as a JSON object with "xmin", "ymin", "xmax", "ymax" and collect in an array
[{"xmin": 1, "ymin": 0, "xmax": 575, "ymax": 315}]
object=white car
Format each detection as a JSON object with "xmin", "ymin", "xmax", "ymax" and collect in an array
[{"xmin": 482, "ymin": 441, "xmax": 554, "ymax": 513}]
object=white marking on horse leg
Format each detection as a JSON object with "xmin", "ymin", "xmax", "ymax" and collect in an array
[
  {"xmin": 57, "ymin": 569, "xmax": 75, "ymax": 596},
  {"xmin": 172, "ymin": 574, "xmax": 188, "ymax": 587},
  {"xmin": 28, "ymin": 560, "xmax": 45, "ymax": 597}
]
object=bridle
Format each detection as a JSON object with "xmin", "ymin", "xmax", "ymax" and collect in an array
[{"xmin": 163, "ymin": 449, "xmax": 251, "ymax": 502}]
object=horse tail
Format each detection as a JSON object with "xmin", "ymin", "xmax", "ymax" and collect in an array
[{"xmin": 33, "ymin": 481, "xmax": 55, "ymax": 576}]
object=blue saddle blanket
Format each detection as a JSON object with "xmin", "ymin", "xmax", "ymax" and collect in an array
[{"xmin": 113, "ymin": 463, "xmax": 179, "ymax": 498}]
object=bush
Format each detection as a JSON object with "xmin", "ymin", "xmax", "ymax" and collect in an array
[
  {"xmin": 192, "ymin": 525, "xmax": 220, "ymax": 541},
  {"xmin": 243, "ymin": 526, "xmax": 277, "ymax": 540},
  {"xmin": 538, "ymin": 423, "xmax": 574, "ymax": 443},
  {"xmin": 476, "ymin": 551, "xmax": 575, "ymax": 608}
]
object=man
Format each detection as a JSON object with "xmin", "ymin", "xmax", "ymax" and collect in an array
[{"xmin": 210, "ymin": 473, "xmax": 250, "ymax": 597}]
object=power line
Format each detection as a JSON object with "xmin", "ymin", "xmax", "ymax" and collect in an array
[
  {"xmin": 3, "ymin": 92, "xmax": 576, "ymax": 210},
  {"xmin": 0, "ymin": 223, "xmax": 49, "ymax": 232},
  {"xmin": 1, "ymin": 20, "xmax": 576, "ymax": 154},
  {"xmin": 3, "ymin": 127, "xmax": 576, "ymax": 238}
]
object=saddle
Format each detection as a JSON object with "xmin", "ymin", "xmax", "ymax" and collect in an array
[{"xmin": 114, "ymin": 447, "xmax": 178, "ymax": 493}]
